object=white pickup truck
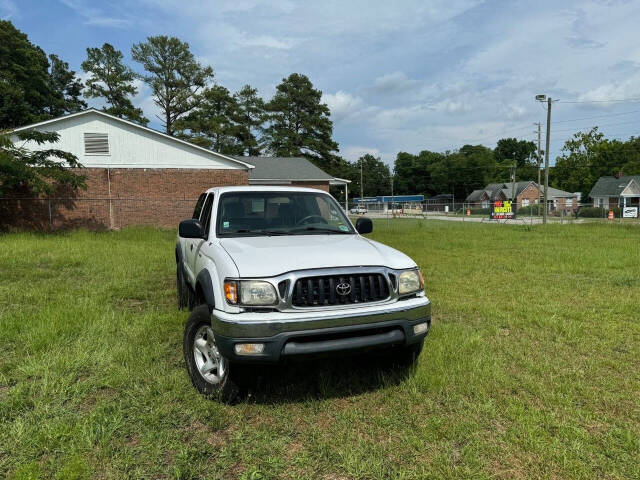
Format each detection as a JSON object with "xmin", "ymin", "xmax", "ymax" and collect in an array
[{"xmin": 176, "ymin": 186, "xmax": 431, "ymax": 401}]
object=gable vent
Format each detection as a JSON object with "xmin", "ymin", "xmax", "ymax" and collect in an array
[{"xmin": 84, "ymin": 133, "xmax": 109, "ymax": 155}]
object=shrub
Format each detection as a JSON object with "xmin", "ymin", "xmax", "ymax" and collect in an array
[
  {"xmin": 516, "ymin": 205, "xmax": 543, "ymax": 216},
  {"xmin": 577, "ymin": 206, "xmax": 620, "ymax": 218},
  {"xmin": 459, "ymin": 207, "xmax": 491, "ymax": 216}
]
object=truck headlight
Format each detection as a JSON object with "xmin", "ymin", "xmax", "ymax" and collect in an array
[
  {"xmin": 398, "ymin": 269, "xmax": 423, "ymax": 295},
  {"xmin": 225, "ymin": 280, "xmax": 278, "ymax": 306},
  {"xmin": 240, "ymin": 281, "xmax": 278, "ymax": 305}
]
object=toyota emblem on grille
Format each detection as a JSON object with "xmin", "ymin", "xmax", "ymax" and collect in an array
[{"xmin": 336, "ymin": 282, "xmax": 351, "ymax": 296}]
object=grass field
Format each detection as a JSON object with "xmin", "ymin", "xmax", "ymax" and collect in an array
[{"xmin": 1, "ymin": 221, "xmax": 639, "ymax": 479}]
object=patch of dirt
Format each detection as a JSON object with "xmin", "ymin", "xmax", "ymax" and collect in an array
[
  {"xmin": 114, "ymin": 298, "xmax": 149, "ymax": 312},
  {"xmin": 321, "ymin": 474, "xmax": 350, "ymax": 480},
  {"xmin": 78, "ymin": 387, "xmax": 117, "ymax": 412},
  {"xmin": 223, "ymin": 462, "xmax": 246, "ymax": 480},
  {"xmin": 0, "ymin": 384, "xmax": 9, "ymax": 400},
  {"xmin": 184, "ymin": 419, "xmax": 235, "ymax": 449}
]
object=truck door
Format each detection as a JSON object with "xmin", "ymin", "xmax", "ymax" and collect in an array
[
  {"xmin": 183, "ymin": 193, "xmax": 206, "ymax": 283},
  {"xmin": 188, "ymin": 193, "xmax": 214, "ymax": 277}
]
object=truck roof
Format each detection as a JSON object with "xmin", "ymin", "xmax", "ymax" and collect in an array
[{"xmin": 204, "ymin": 185, "xmax": 330, "ymax": 195}]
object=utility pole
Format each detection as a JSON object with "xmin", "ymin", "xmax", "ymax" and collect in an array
[
  {"xmin": 543, "ymin": 97, "xmax": 552, "ymax": 224},
  {"xmin": 535, "ymin": 122, "xmax": 542, "ymax": 217},
  {"xmin": 536, "ymin": 95, "xmax": 552, "ymax": 224},
  {"xmin": 390, "ymin": 170, "xmax": 394, "ymax": 215},
  {"xmin": 360, "ymin": 157, "xmax": 364, "ymax": 204},
  {"xmin": 510, "ymin": 163, "xmax": 517, "ymax": 211}
]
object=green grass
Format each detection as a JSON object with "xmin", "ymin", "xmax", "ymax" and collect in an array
[{"xmin": 1, "ymin": 221, "xmax": 639, "ymax": 479}]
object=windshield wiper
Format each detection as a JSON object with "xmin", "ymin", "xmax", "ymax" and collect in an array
[{"xmin": 290, "ymin": 226, "xmax": 351, "ymax": 234}]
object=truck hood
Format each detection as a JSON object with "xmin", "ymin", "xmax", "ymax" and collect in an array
[{"xmin": 219, "ymin": 234, "xmax": 415, "ymax": 277}]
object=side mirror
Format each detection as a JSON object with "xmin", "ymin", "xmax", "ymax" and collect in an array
[
  {"xmin": 355, "ymin": 217, "xmax": 373, "ymax": 235},
  {"xmin": 179, "ymin": 219, "xmax": 205, "ymax": 238}
]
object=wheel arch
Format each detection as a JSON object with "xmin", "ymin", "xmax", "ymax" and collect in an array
[{"xmin": 195, "ymin": 269, "xmax": 216, "ymax": 312}]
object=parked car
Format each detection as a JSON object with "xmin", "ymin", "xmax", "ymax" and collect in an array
[
  {"xmin": 350, "ymin": 205, "xmax": 368, "ymax": 214},
  {"xmin": 176, "ymin": 186, "xmax": 430, "ymax": 401}
]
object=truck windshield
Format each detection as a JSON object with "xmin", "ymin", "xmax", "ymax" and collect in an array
[{"xmin": 216, "ymin": 192, "xmax": 355, "ymax": 237}]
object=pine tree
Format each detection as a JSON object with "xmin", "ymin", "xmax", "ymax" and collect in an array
[
  {"xmin": 131, "ymin": 36, "xmax": 213, "ymax": 135},
  {"xmin": 82, "ymin": 43, "xmax": 148, "ymax": 125}
]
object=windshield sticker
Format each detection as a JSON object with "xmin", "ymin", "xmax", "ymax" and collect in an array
[
  {"xmin": 338, "ymin": 225, "xmax": 349, "ymax": 232},
  {"xmin": 223, "ymin": 221, "xmax": 230, "ymax": 228}
]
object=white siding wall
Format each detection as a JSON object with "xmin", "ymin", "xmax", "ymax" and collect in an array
[{"xmin": 13, "ymin": 112, "xmax": 245, "ymax": 170}]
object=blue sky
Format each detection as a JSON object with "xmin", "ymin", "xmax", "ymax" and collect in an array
[{"xmin": 3, "ymin": 0, "xmax": 640, "ymax": 165}]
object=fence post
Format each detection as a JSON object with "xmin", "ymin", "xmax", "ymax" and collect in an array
[{"xmin": 48, "ymin": 199, "xmax": 53, "ymax": 230}]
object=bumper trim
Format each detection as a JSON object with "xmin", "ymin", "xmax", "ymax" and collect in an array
[
  {"xmin": 212, "ymin": 299, "xmax": 431, "ymax": 363},
  {"xmin": 283, "ymin": 328, "xmax": 405, "ymax": 356},
  {"xmin": 211, "ymin": 296, "xmax": 430, "ymax": 338}
]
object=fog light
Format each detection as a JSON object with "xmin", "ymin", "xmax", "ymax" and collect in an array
[
  {"xmin": 234, "ymin": 343, "xmax": 265, "ymax": 355},
  {"xmin": 413, "ymin": 322, "xmax": 428, "ymax": 335}
]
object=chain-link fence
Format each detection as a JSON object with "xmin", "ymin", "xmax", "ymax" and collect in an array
[
  {"xmin": 345, "ymin": 200, "xmax": 640, "ymax": 223},
  {"xmin": 0, "ymin": 197, "xmax": 197, "ymax": 231},
  {"xmin": 2, "ymin": 197, "xmax": 638, "ymax": 231}
]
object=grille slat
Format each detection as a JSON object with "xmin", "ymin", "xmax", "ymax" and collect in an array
[{"xmin": 292, "ymin": 273, "xmax": 389, "ymax": 307}]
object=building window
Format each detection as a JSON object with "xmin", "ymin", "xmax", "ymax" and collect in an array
[
  {"xmin": 566, "ymin": 198, "xmax": 573, "ymax": 208},
  {"xmin": 522, "ymin": 198, "xmax": 530, "ymax": 207},
  {"xmin": 84, "ymin": 132, "xmax": 109, "ymax": 155}
]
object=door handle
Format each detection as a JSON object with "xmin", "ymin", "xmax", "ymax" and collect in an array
[{"xmin": 190, "ymin": 244, "xmax": 193, "ymax": 251}]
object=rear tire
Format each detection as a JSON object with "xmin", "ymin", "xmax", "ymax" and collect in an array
[{"xmin": 183, "ymin": 305, "xmax": 239, "ymax": 403}]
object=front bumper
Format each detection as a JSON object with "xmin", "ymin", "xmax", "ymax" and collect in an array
[{"xmin": 212, "ymin": 296, "xmax": 431, "ymax": 363}]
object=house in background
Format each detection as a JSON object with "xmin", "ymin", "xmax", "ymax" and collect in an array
[
  {"xmin": 237, "ymin": 156, "xmax": 350, "ymax": 207},
  {"xmin": 589, "ymin": 175, "xmax": 640, "ymax": 210},
  {"xmin": 465, "ymin": 181, "xmax": 578, "ymax": 212},
  {"xmin": 3, "ymin": 109, "xmax": 345, "ymax": 229}
]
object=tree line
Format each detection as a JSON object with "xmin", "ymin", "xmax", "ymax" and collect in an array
[{"xmin": 2, "ymin": 19, "xmax": 639, "ymax": 200}]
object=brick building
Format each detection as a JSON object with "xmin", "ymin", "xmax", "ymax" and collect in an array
[{"xmin": 2, "ymin": 109, "xmax": 346, "ymax": 229}]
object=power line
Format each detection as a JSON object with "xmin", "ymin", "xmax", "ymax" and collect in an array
[
  {"xmin": 557, "ymin": 97, "xmax": 640, "ymax": 104},
  {"xmin": 553, "ymin": 108, "xmax": 640, "ymax": 124}
]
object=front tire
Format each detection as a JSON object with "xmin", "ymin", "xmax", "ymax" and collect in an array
[{"xmin": 183, "ymin": 305, "xmax": 239, "ymax": 403}]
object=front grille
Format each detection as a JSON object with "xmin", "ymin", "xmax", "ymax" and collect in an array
[{"xmin": 291, "ymin": 273, "xmax": 390, "ymax": 307}]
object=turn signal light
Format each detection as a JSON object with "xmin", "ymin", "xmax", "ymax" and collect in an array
[
  {"xmin": 224, "ymin": 281, "xmax": 238, "ymax": 304},
  {"xmin": 234, "ymin": 343, "xmax": 265, "ymax": 355},
  {"xmin": 413, "ymin": 322, "xmax": 429, "ymax": 335}
]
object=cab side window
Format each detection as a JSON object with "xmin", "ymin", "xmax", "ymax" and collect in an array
[
  {"xmin": 200, "ymin": 194, "xmax": 214, "ymax": 239},
  {"xmin": 192, "ymin": 193, "xmax": 206, "ymax": 220}
]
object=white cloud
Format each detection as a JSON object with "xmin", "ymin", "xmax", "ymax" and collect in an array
[
  {"xmin": 577, "ymin": 73, "xmax": 640, "ymax": 103},
  {"xmin": 322, "ymin": 91, "xmax": 365, "ymax": 122},
  {"xmin": 242, "ymin": 35, "xmax": 293, "ymax": 50},
  {"xmin": 371, "ymin": 71, "xmax": 422, "ymax": 95},
  {"xmin": 340, "ymin": 145, "xmax": 381, "ymax": 162}
]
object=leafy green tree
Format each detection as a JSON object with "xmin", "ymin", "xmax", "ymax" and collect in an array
[
  {"xmin": 0, "ymin": 130, "xmax": 86, "ymax": 195},
  {"xmin": 263, "ymin": 73, "xmax": 338, "ymax": 168},
  {"xmin": 552, "ymin": 128, "xmax": 603, "ymax": 195},
  {"xmin": 393, "ymin": 152, "xmax": 417, "ymax": 195},
  {"xmin": 0, "ymin": 20, "xmax": 52, "ymax": 128},
  {"xmin": 175, "ymin": 85, "xmax": 242, "ymax": 154},
  {"xmin": 494, "ymin": 138, "xmax": 537, "ymax": 182},
  {"xmin": 353, "ymin": 154, "xmax": 391, "ymax": 197},
  {"xmin": 81, "ymin": 43, "xmax": 148, "ymax": 125},
  {"xmin": 47, "ymin": 54, "xmax": 86, "ymax": 117},
  {"xmin": 131, "ymin": 36, "xmax": 213, "ymax": 135},
  {"xmin": 233, "ymin": 85, "xmax": 265, "ymax": 156},
  {"xmin": 553, "ymin": 127, "xmax": 640, "ymax": 197}
]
